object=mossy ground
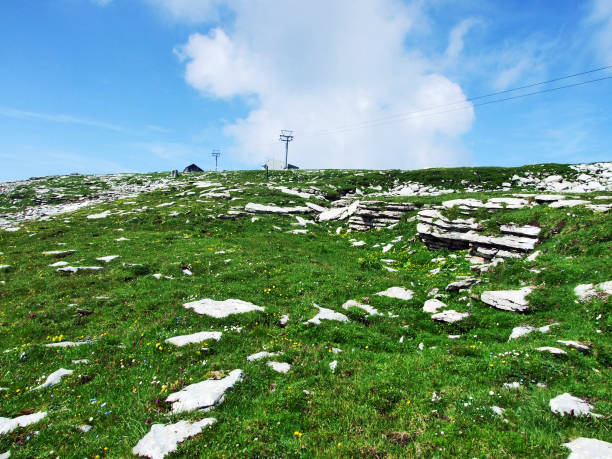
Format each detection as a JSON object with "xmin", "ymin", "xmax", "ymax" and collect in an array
[{"xmin": 0, "ymin": 167, "xmax": 610, "ymax": 458}]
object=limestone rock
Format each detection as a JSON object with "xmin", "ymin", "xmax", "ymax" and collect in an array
[
  {"xmin": 267, "ymin": 361, "xmax": 291, "ymax": 373},
  {"xmin": 574, "ymin": 281, "xmax": 612, "ymax": 300},
  {"xmin": 549, "ymin": 393, "xmax": 601, "ymax": 417},
  {"xmin": 35, "ymin": 368, "xmax": 73, "ymax": 389},
  {"xmin": 166, "ymin": 369, "xmax": 242, "ymax": 414},
  {"xmin": 563, "ymin": 437, "xmax": 612, "ymax": 459},
  {"xmin": 376, "ymin": 286, "xmax": 413, "ymax": 301},
  {"xmin": 306, "ymin": 304, "xmax": 349, "ymax": 325},
  {"xmin": 549, "ymin": 200, "xmax": 590, "ymax": 208},
  {"xmin": 557, "ymin": 340, "xmax": 589, "ymax": 353},
  {"xmin": 247, "ymin": 351, "xmax": 278, "ymax": 361},
  {"xmin": 43, "ymin": 249, "xmax": 76, "ymax": 257},
  {"xmin": 0, "ymin": 412, "xmax": 47, "ymax": 435},
  {"xmin": 132, "ymin": 418, "xmax": 216, "ymax": 459},
  {"xmin": 342, "ymin": 300, "xmax": 379, "ymax": 315},
  {"xmin": 537, "ymin": 346, "xmax": 567, "ymax": 355},
  {"xmin": 183, "ymin": 298, "xmax": 264, "ymax": 318},
  {"xmin": 431, "ymin": 310, "xmax": 469, "ymax": 323},
  {"xmin": 481, "ymin": 287, "xmax": 533, "ymax": 312},
  {"xmin": 423, "ymin": 299, "xmax": 446, "ymax": 313},
  {"xmin": 445, "ymin": 278, "xmax": 480, "ymax": 292},
  {"xmin": 165, "ymin": 331, "xmax": 222, "ymax": 347},
  {"xmin": 244, "ymin": 203, "xmax": 312, "ymax": 215}
]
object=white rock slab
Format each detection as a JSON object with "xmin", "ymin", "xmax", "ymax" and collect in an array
[
  {"xmin": 183, "ymin": 298, "xmax": 264, "ymax": 318},
  {"xmin": 0, "ymin": 412, "xmax": 47, "ymax": 435},
  {"xmin": 503, "ymin": 382, "xmax": 521, "ymax": 390},
  {"xmin": 431, "ymin": 310, "xmax": 469, "ymax": 323},
  {"xmin": 132, "ymin": 418, "xmax": 216, "ymax": 459},
  {"xmin": 0, "ymin": 450, "xmax": 9, "ymax": 458},
  {"xmin": 481, "ymin": 287, "xmax": 533, "ymax": 312},
  {"xmin": 563, "ymin": 437, "xmax": 612, "ymax": 459},
  {"xmin": 244, "ymin": 203, "xmax": 311, "ymax": 214},
  {"xmin": 87, "ymin": 210, "xmax": 111, "ymax": 219},
  {"xmin": 329, "ymin": 360, "xmax": 338, "ymax": 372},
  {"xmin": 445, "ymin": 278, "xmax": 480, "ymax": 292},
  {"xmin": 306, "ymin": 304, "xmax": 349, "ymax": 325},
  {"xmin": 43, "ymin": 250, "xmax": 76, "ymax": 257},
  {"xmin": 376, "ymin": 287, "xmax": 413, "ymax": 301},
  {"xmin": 45, "ymin": 341, "xmax": 89, "ymax": 348},
  {"xmin": 247, "ymin": 351, "xmax": 278, "ymax": 361},
  {"xmin": 279, "ymin": 314, "xmax": 289, "ymax": 327},
  {"xmin": 574, "ymin": 281, "xmax": 612, "ymax": 300},
  {"xmin": 48, "ymin": 261, "xmax": 69, "ymax": 267},
  {"xmin": 526, "ymin": 250, "xmax": 541, "ymax": 262},
  {"xmin": 382, "ymin": 244, "xmax": 393, "ymax": 253},
  {"xmin": 537, "ymin": 346, "xmax": 567, "ymax": 355},
  {"xmin": 165, "ymin": 331, "xmax": 222, "ymax": 347},
  {"xmin": 351, "ymin": 241, "xmax": 366, "ymax": 247},
  {"xmin": 0, "ymin": 265, "xmax": 10, "ymax": 271},
  {"xmin": 509, "ymin": 325, "xmax": 535, "ymax": 340},
  {"xmin": 96, "ymin": 255, "xmax": 120, "ymax": 263},
  {"xmin": 166, "ymin": 369, "xmax": 243, "ymax": 414},
  {"xmin": 557, "ymin": 340, "xmax": 590, "ymax": 352},
  {"xmin": 342, "ymin": 300, "xmax": 379, "ymax": 315},
  {"xmin": 491, "ymin": 406, "xmax": 505, "ymax": 416},
  {"xmin": 549, "ymin": 200, "xmax": 590, "ymax": 208},
  {"xmin": 57, "ymin": 266, "xmax": 104, "ymax": 273},
  {"xmin": 550, "ymin": 393, "xmax": 601, "ymax": 417},
  {"xmin": 423, "ymin": 299, "xmax": 446, "ymax": 313},
  {"xmin": 267, "ymin": 361, "xmax": 291, "ymax": 373},
  {"xmin": 35, "ymin": 368, "xmax": 73, "ymax": 389}
]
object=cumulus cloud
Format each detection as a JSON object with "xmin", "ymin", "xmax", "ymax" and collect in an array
[{"xmin": 171, "ymin": 0, "xmax": 475, "ymax": 169}]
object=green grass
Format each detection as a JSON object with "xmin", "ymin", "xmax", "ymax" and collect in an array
[{"xmin": 0, "ymin": 166, "xmax": 610, "ymax": 458}]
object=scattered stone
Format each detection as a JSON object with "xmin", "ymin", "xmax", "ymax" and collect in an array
[
  {"xmin": 548, "ymin": 200, "xmax": 590, "ymax": 208},
  {"xmin": 182, "ymin": 268, "xmax": 193, "ymax": 275},
  {"xmin": 508, "ymin": 326, "xmax": 535, "ymax": 340},
  {"xmin": 480, "ymin": 287, "xmax": 533, "ymax": 312},
  {"xmin": 183, "ymin": 298, "xmax": 264, "ymax": 318},
  {"xmin": 0, "ymin": 265, "xmax": 10, "ymax": 271},
  {"xmin": 0, "ymin": 451, "xmax": 9, "ymax": 459},
  {"xmin": 342, "ymin": 300, "xmax": 379, "ymax": 315},
  {"xmin": 0, "ymin": 412, "xmax": 47, "ymax": 435},
  {"xmin": 445, "ymin": 278, "xmax": 480, "ymax": 292},
  {"xmin": 536, "ymin": 346, "xmax": 567, "ymax": 355},
  {"xmin": 48, "ymin": 261, "xmax": 69, "ymax": 267},
  {"xmin": 306, "ymin": 304, "xmax": 349, "ymax": 325},
  {"xmin": 423, "ymin": 299, "xmax": 446, "ymax": 313},
  {"xmin": 557, "ymin": 340, "xmax": 590, "ymax": 353},
  {"xmin": 503, "ymin": 382, "xmax": 521, "ymax": 390},
  {"xmin": 79, "ymin": 425, "xmax": 92, "ymax": 433},
  {"xmin": 562, "ymin": 437, "xmax": 612, "ymax": 459},
  {"xmin": 166, "ymin": 369, "xmax": 242, "ymax": 414},
  {"xmin": 267, "ymin": 361, "xmax": 291, "ymax": 373},
  {"xmin": 574, "ymin": 281, "xmax": 612, "ymax": 300},
  {"xmin": 381, "ymin": 244, "xmax": 393, "ymax": 253},
  {"xmin": 72, "ymin": 359, "xmax": 89, "ymax": 364},
  {"xmin": 247, "ymin": 351, "xmax": 278, "ymax": 361},
  {"xmin": 115, "ymin": 237, "xmax": 129, "ymax": 242},
  {"xmin": 549, "ymin": 393, "xmax": 601, "ymax": 417},
  {"xmin": 86, "ymin": 210, "xmax": 111, "ymax": 219},
  {"xmin": 245, "ymin": 203, "xmax": 312, "ymax": 215},
  {"xmin": 318, "ymin": 201, "xmax": 360, "ymax": 222},
  {"xmin": 57, "ymin": 266, "xmax": 104, "ymax": 273},
  {"xmin": 431, "ymin": 310, "xmax": 469, "ymax": 323},
  {"xmin": 96, "ymin": 255, "xmax": 120, "ymax": 263},
  {"xmin": 526, "ymin": 250, "xmax": 541, "ymax": 262},
  {"xmin": 491, "ymin": 406, "xmax": 505, "ymax": 416},
  {"xmin": 165, "ymin": 331, "xmax": 222, "ymax": 347},
  {"xmin": 35, "ymin": 368, "xmax": 73, "ymax": 389},
  {"xmin": 45, "ymin": 341, "xmax": 89, "ymax": 348},
  {"xmin": 132, "ymin": 418, "xmax": 216, "ymax": 459},
  {"xmin": 329, "ymin": 360, "xmax": 338, "ymax": 372},
  {"xmin": 375, "ymin": 287, "xmax": 413, "ymax": 301},
  {"xmin": 279, "ymin": 314, "xmax": 289, "ymax": 327}
]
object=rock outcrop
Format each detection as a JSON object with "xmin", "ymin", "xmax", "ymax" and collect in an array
[
  {"xmin": 417, "ymin": 209, "xmax": 540, "ymax": 260},
  {"xmin": 348, "ymin": 201, "xmax": 420, "ymax": 231}
]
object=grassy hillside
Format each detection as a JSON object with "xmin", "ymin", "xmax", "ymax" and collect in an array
[{"xmin": 0, "ymin": 166, "xmax": 610, "ymax": 458}]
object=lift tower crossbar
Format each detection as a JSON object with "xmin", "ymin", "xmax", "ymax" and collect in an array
[{"xmin": 212, "ymin": 149, "xmax": 221, "ymax": 172}]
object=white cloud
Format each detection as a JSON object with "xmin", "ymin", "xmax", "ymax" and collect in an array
[
  {"xmin": 445, "ymin": 18, "xmax": 480, "ymax": 64},
  {"xmin": 587, "ymin": 0, "xmax": 612, "ymax": 64},
  {"xmin": 144, "ymin": 0, "xmax": 223, "ymax": 23},
  {"xmin": 0, "ymin": 106, "xmax": 127, "ymax": 132},
  {"xmin": 170, "ymin": 0, "xmax": 475, "ymax": 169}
]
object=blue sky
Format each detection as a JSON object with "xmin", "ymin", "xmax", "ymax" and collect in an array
[{"xmin": 1, "ymin": 0, "xmax": 611, "ymax": 181}]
